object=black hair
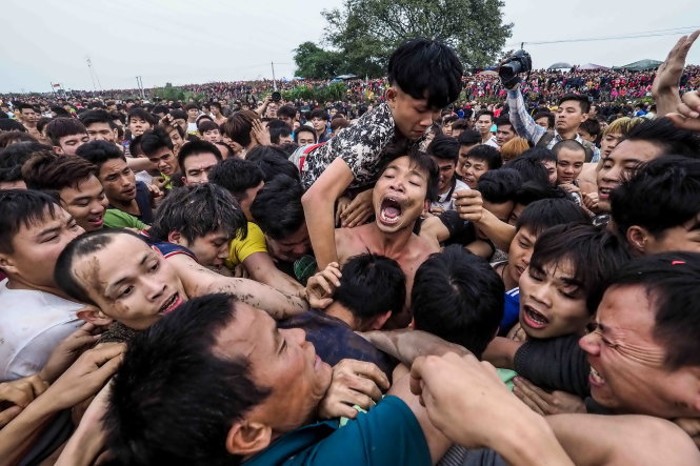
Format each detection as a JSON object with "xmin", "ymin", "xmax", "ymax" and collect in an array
[
  {"xmin": 293, "ymin": 125, "xmax": 317, "ymax": 144},
  {"xmin": 579, "ymin": 118, "xmax": 601, "ymax": 138},
  {"xmin": 521, "ymin": 147, "xmax": 557, "ymax": 163},
  {"xmin": 148, "ymin": 184, "xmax": 246, "ymax": 244},
  {"xmin": 412, "ymin": 245, "xmax": 504, "ymax": 358},
  {"xmin": 76, "ymin": 140, "xmax": 126, "ymax": 168},
  {"xmin": 476, "ymin": 110, "xmax": 494, "ymax": 123},
  {"xmin": 177, "ymin": 140, "xmax": 223, "ymax": 174},
  {"xmin": 0, "ymin": 119, "xmax": 27, "ymax": 133},
  {"xmin": 507, "ymin": 156, "xmax": 550, "ymax": 187},
  {"xmin": 624, "ymin": 117, "xmax": 700, "ymax": 158},
  {"xmin": 184, "ymin": 103, "xmax": 199, "ymax": 112},
  {"xmin": 79, "ymin": 109, "xmax": 115, "ymax": 128},
  {"xmin": 245, "ymin": 145, "xmax": 300, "ymax": 182},
  {"xmin": 477, "ymin": 168, "xmax": 523, "ymax": 204},
  {"xmin": 43, "ymin": 118, "xmax": 87, "ymax": 146},
  {"xmin": 268, "ymin": 122, "xmax": 292, "ymax": 145},
  {"xmin": 197, "ymin": 120, "xmax": 220, "ymax": 133},
  {"xmin": 209, "ymin": 158, "xmax": 264, "ymax": 203},
  {"xmin": 22, "ymin": 151, "xmax": 97, "ymax": 193},
  {"xmin": 558, "ymin": 94, "xmax": 591, "ymax": 114},
  {"xmin": 333, "ymin": 254, "xmax": 406, "ymax": 328},
  {"xmin": 458, "ymin": 129, "xmax": 482, "ymax": 146},
  {"xmin": 427, "ymin": 134, "xmax": 459, "ymax": 163},
  {"xmin": 0, "ymin": 141, "xmax": 51, "ymax": 184},
  {"xmin": 604, "ymin": 252, "xmax": 700, "ymax": 370},
  {"xmin": 495, "ymin": 115, "xmax": 513, "ymax": 130},
  {"xmin": 222, "ymin": 110, "xmax": 257, "ymax": 148},
  {"xmin": 533, "ymin": 111, "xmax": 554, "ymax": 129},
  {"xmin": 140, "ymin": 128, "xmax": 174, "ymax": 157},
  {"xmin": 515, "ymin": 198, "xmax": 590, "ymax": 235},
  {"xmin": 0, "ymin": 189, "xmax": 60, "ymax": 255},
  {"xmin": 466, "ymin": 144, "xmax": 502, "ymax": 170},
  {"xmin": 309, "ymin": 108, "xmax": 328, "ymax": 121},
  {"xmin": 277, "ymin": 105, "xmax": 297, "ymax": 120},
  {"xmin": 251, "ymin": 175, "xmax": 305, "ymax": 240},
  {"xmin": 529, "ymin": 223, "xmax": 631, "ymax": 314},
  {"xmin": 378, "ymin": 142, "xmax": 440, "ymax": 202},
  {"xmin": 105, "ymin": 293, "xmax": 270, "ymax": 465},
  {"xmin": 170, "ymin": 109, "xmax": 187, "ymax": 121},
  {"xmin": 152, "ymin": 105, "xmax": 169, "ymax": 116},
  {"xmin": 611, "ymin": 156, "xmax": 700, "ymax": 241},
  {"xmin": 387, "ymin": 38, "xmax": 463, "ymax": 110},
  {"xmin": 127, "ymin": 107, "xmax": 157, "ymax": 126},
  {"xmin": 551, "ymin": 139, "xmax": 586, "ymax": 159}
]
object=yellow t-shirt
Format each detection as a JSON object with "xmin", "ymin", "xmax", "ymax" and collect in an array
[{"xmin": 226, "ymin": 222, "xmax": 268, "ymax": 268}]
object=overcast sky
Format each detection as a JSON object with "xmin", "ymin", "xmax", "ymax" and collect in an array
[{"xmin": 1, "ymin": 0, "xmax": 699, "ymax": 93}]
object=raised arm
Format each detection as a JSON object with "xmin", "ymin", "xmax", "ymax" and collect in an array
[
  {"xmin": 507, "ymin": 84, "xmax": 547, "ymax": 145},
  {"xmin": 361, "ymin": 329, "xmax": 469, "ymax": 366}
]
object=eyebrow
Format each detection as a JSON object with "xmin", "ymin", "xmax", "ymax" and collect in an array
[{"xmin": 105, "ymin": 253, "xmax": 151, "ymax": 295}]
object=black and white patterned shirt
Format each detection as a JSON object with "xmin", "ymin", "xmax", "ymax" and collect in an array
[{"xmin": 301, "ymin": 103, "xmax": 424, "ymax": 191}]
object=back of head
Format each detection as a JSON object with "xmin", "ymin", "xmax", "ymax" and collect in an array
[
  {"xmin": 245, "ymin": 145, "xmax": 300, "ymax": 182},
  {"xmin": 427, "ymin": 134, "xmax": 459, "ymax": 163},
  {"xmin": 0, "ymin": 141, "xmax": 51, "ymax": 185},
  {"xmin": 222, "ymin": 110, "xmax": 257, "ymax": 147},
  {"xmin": 0, "ymin": 131, "xmax": 35, "ymax": 148},
  {"xmin": 611, "ymin": 156, "xmax": 700, "ymax": 242},
  {"xmin": 140, "ymin": 128, "xmax": 173, "ymax": 157},
  {"xmin": 605, "ymin": 251, "xmax": 700, "ymax": 370},
  {"xmin": 250, "ymin": 175, "xmax": 304, "ymax": 240},
  {"xmin": 333, "ymin": 254, "xmax": 406, "ymax": 328},
  {"xmin": 458, "ymin": 129, "xmax": 481, "ymax": 146},
  {"xmin": 76, "ymin": 140, "xmax": 125, "ymax": 168},
  {"xmin": 0, "ymin": 119, "xmax": 27, "ymax": 134},
  {"xmin": 507, "ymin": 155, "xmax": 550, "ymax": 187},
  {"xmin": 148, "ymin": 184, "xmax": 247, "ymax": 243},
  {"xmin": 477, "ymin": 168, "xmax": 523, "ymax": 204},
  {"xmin": 516, "ymin": 198, "xmax": 589, "ymax": 235},
  {"xmin": 500, "ymin": 137, "xmax": 531, "ymax": 162},
  {"xmin": 530, "ymin": 223, "xmax": 632, "ymax": 314},
  {"xmin": 209, "ymin": 158, "xmax": 264, "ymax": 201},
  {"xmin": 0, "ymin": 189, "xmax": 60, "ymax": 256},
  {"xmin": 44, "ymin": 118, "xmax": 87, "ymax": 145},
  {"xmin": 388, "ymin": 38, "xmax": 463, "ymax": 110},
  {"xmin": 624, "ymin": 117, "xmax": 700, "ymax": 158},
  {"xmin": 412, "ymin": 245, "xmax": 504, "ymax": 358},
  {"xmin": 106, "ymin": 293, "xmax": 269, "ymax": 465}
]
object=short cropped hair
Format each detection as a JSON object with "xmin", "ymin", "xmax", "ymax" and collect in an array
[
  {"xmin": 250, "ymin": 175, "xmax": 305, "ymax": 240},
  {"xmin": 0, "ymin": 189, "xmax": 60, "ymax": 255},
  {"xmin": 515, "ymin": 198, "xmax": 589, "ymax": 235},
  {"xmin": 177, "ymin": 140, "xmax": 222, "ymax": 174},
  {"xmin": 209, "ymin": 158, "xmax": 264, "ymax": 203},
  {"xmin": 427, "ymin": 134, "xmax": 459, "ymax": 163}
]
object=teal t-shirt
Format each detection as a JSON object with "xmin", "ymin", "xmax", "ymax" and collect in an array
[{"xmin": 243, "ymin": 395, "xmax": 431, "ymax": 466}]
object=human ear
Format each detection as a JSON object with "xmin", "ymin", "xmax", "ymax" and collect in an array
[
  {"xmin": 626, "ymin": 226, "xmax": 649, "ymax": 255},
  {"xmin": 0, "ymin": 253, "xmax": 16, "ymax": 276},
  {"xmin": 225, "ymin": 420, "xmax": 272, "ymax": 457},
  {"xmin": 167, "ymin": 230, "xmax": 183, "ymax": 245},
  {"xmin": 77, "ymin": 305, "xmax": 114, "ymax": 326}
]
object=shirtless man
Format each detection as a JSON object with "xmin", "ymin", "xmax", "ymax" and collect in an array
[{"xmin": 334, "ymin": 146, "xmax": 439, "ymax": 328}]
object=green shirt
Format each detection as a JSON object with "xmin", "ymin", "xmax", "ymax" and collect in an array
[
  {"xmin": 244, "ymin": 395, "xmax": 431, "ymax": 466},
  {"xmin": 103, "ymin": 208, "xmax": 148, "ymax": 230}
]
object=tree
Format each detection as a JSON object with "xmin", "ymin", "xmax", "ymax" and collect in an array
[
  {"xmin": 293, "ymin": 42, "xmax": 345, "ymax": 79},
  {"xmin": 320, "ymin": 0, "xmax": 512, "ymax": 76}
]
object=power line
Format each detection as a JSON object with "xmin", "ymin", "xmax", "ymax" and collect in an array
[{"xmin": 506, "ymin": 26, "xmax": 700, "ymax": 48}]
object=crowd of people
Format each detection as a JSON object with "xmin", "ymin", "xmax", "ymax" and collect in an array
[{"xmin": 0, "ymin": 29, "xmax": 700, "ymax": 466}]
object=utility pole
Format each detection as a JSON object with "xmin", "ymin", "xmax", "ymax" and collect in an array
[
  {"xmin": 271, "ymin": 61, "xmax": 277, "ymax": 91},
  {"xmin": 136, "ymin": 76, "xmax": 145, "ymax": 99},
  {"xmin": 86, "ymin": 57, "xmax": 97, "ymax": 91}
]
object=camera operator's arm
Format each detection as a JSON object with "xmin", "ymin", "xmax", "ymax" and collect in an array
[{"xmin": 507, "ymin": 84, "xmax": 547, "ymax": 146}]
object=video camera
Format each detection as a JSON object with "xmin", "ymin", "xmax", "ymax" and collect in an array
[{"xmin": 498, "ymin": 49, "xmax": 532, "ymax": 89}]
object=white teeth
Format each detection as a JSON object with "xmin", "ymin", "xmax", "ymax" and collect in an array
[{"xmin": 590, "ymin": 367, "xmax": 605, "ymax": 384}]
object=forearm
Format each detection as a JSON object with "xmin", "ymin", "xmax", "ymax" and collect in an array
[
  {"xmin": 507, "ymin": 86, "xmax": 546, "ymax": 144},
  {"xmin": 494, "ymin": 412, "xmax": 574, "ymax": 466},
  {"xmin": 654, "ymin": 86, "xmax": 682, "ymax": 117},
  {"xmin": 0, "ymin": 395, "xmax": 61, "ymax": 465},
  {"xmin": 302, "ymin": 185, "xmax": 340, "ymax": 270},
  {"xmin": 363, "ymin": 330, "xmax": 468, "ymax": 366},
  {"xmin": 482, "ymin": 337, "xmax": 522, "ymax": 369},
  {"xmin": 126, "ymin": 156, "xmax": 155, "ymax": 172},
  {"xmin": 245, "ymin": 258, "xmax": 305, "ymax": 298},
  {"xmin": 475, "ymin": 210, "xmax": 516, "ymax": 251},
  {"xmin": 54, "ymin": 417, "xmax": 106, "ymax": 466}
]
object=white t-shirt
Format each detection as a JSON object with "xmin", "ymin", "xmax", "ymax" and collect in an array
[
  {"xmin": 0, "ymin": 279, "xmax": 83, "ymax": 381},
  {"xmin": 432, "ymin": 178, "xmax": 470, "ymax": 212}
]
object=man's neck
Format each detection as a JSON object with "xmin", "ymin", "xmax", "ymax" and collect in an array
[
  {"xmin": 323, "ymin": 303, "xmax": 357, "ymax": 330},
  {"xmin": 5, "ymin": 277, "xmax": 75, "ymax": 301},
  {"xmin": 110, "ymin": 197, "xmax": 140, "ymax": 215},
  {"xmin": 366, "ymin": 222, "xmax": 415, "ymax": 258},
  {"xmin": 481, "ymin": 133, "xmax": 492, "ymax": 143},
  {"xmin": 557, "ymin": 127, "xmax": 579, "ymax": 140}
]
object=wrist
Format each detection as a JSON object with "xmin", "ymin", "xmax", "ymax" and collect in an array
[{"xmin": 494, "ymin": 411, "xmax": 572, "ymax": 466}]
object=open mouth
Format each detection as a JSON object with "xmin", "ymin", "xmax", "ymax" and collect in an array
[
  {"xmin": 158, "ymin": 293, "xmax": 183, "ymax": 315},
  {"xmin": 589, "ymin": 366, "xmax": 606, "ymax": 387},
  {"xmin": 522, "ymin": 304, "xmax": 550, "ymax": 330},
  {"xmin": 598, "ymin": 186, "xmax": 614, "ymax": 199},
  {"xmin": 378, "ymin": 198, "xmax": 403, "ymax": 225}
]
